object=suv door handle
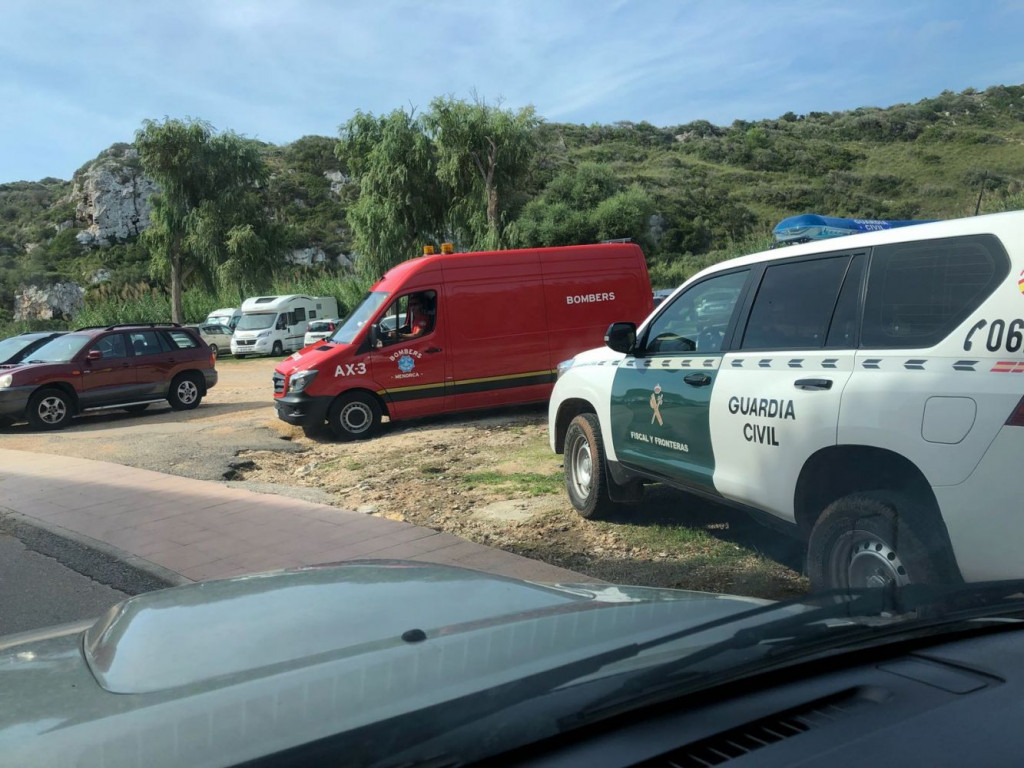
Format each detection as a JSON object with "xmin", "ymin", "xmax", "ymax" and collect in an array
[
  {"xmin": 425, "ymin": 347, "xmax": 443, "ymax": 354},
  {"xmin": 684, "ymin": 373, "xmax": 712, "ymax": 387},
  {"xmin": 794, "ymin": 378, "xmax": 833, "ymax": 391}
]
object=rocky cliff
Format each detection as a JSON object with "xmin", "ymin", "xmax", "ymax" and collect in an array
[{"xmin": 71, "ymin": 145, "xmax": 158, "ymax": 247}]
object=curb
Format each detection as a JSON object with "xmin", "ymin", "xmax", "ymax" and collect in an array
[{"xmin": 0, "ymin": 507, "xmax": 191, "ymax": 592}]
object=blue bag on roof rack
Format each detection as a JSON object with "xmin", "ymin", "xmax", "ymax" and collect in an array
[{"xmin": 772, "ymin": 213, "xmax": 936, "ymax": 245}]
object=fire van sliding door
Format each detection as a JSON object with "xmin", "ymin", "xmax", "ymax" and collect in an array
[{"xmin": 444, "ymin": 265, "xmax": 554, "ymax": 411}]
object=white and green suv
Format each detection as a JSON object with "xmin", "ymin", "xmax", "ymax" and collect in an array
[{"xmin": 550, "ymin": 211, "xmax": 1024, "ymax": 592}]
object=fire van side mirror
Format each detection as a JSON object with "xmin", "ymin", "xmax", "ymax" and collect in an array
[{"xmin": 605, "ymin": 322, "xmax": 636, "ymax": 355}]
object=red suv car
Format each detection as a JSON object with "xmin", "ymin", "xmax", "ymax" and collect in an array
[{"xmin": 0, "ymin": 324, "xmax": 217, "ymax": 430}]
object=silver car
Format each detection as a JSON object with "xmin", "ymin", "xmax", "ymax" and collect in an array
[{"xmin": 188, "ymin": 323, "xmax": 234, "ymax": 358}]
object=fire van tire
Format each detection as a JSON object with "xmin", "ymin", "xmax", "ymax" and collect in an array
[
  {"xmin": 564, "ymin": 413, "xmax": 618, "ymax": 520},
  {"xmin": 806, "ymin": 494, "xmax": 945, "ymax": 593},
  {"xmin": 328, "ymin": 392, "xmax": 382, "ymax": 441}
]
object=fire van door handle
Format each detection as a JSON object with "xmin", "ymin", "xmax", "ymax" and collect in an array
[
  {"xmin": 684, "ymin": 373, "xmax": 712, "ymax": 387},
  {"xmin": 425, "ymin": 347, "xmax": 443, "ymax": 354},
  {"xmin": 794, "ymin": 378, "xmax": 833, "ymax": 391}
]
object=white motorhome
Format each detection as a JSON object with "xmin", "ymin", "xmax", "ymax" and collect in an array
[
  {"xmin": 205, "ymin": 307, "xmax": 242, "ymax": 331},
  {"xmin": 231, "ymin": 295, "xmax": 339, "ymax": 357}
]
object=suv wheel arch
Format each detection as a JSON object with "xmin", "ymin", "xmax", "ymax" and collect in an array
[{"xmin": 795, "ymin": 445, "xmax": 962, "ymax": 583}]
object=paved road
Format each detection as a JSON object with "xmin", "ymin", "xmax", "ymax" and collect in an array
[{"xmin": 0, "ymin": 532, "xmax": 128, "ymax": 636}]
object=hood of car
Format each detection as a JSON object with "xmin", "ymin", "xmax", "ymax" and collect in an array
[
  {"xmin": 278, "ymin": 341, "xmax": 349, "ymax": 373},
  {"xmin": 79, "ymin": 561, "xmax": 767, "ymax": 695}
]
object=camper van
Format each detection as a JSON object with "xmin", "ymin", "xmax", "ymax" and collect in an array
[
  {"xmin": 273, "ymin": 243, "xmax": 653, "ymax": 439},
  {"xmin": 205, "ymin": 307, "xmax": 242, "ymax": 331},
  {"xmin": 231, "ymin": 295, "xmax": 339, "ymax": 357}
]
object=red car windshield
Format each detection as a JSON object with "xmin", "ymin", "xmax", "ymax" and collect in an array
[{"xmin": 21, "ymin": 333, "xmax": 92, "ymax": 363}]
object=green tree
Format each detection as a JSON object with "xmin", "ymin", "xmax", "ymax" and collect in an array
[
  {"xmin": 514, "ymin": 162, "xmax": 653, "ymax": 248},
  {"xmin": 336, "ymin": 109, "xmax": 445, "ymax": 281},
  {"xmin": 135, "ymin": 118, "xmax": 278, "ymax": 322},
  {"xmin": 425, "ymin": 96, "xmax": 541, "ymax": 249}
]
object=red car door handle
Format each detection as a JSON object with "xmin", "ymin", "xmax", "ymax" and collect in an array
[{"xmin": 425, "ymin": 347, "xmax": 443, "ymax": 354}]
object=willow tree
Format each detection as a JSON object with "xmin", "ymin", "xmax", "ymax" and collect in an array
[
  {"xmin": 135, "ymin": 118, "xmax": 278, "ymax": 322},
  {"xmin": 424, "ymin": 96, "xmax": 540, "ymax": 250},
  {"xmin": 336, "ymin": 109, "xmax": 445, "ymax": 282}
]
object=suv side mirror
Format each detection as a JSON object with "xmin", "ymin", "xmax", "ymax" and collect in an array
[
  {"xmin": 86, "ymin": 349, "xmax": 103, "ymax": 361},
  {"xmin": 605, "ymin": 322, "xmax": 636, "ymax": 355}
]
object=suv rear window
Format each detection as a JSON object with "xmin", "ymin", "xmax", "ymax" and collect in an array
[
  {"xmin": 167, "ymin": 330, "xmax": 200, "ymax": 349},
  {"xmin": 861, "ymin": 234, "xmax": 1010, "ymax": 348}
]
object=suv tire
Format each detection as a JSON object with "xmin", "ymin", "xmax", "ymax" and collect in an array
[
  {"xmin": 564, "ymin": 413, "xmax": 619, "ymax": 520},
  {"xmin": 168, "ymin": 373, "xmax": 203, "ymax": 411},
  {"xmin": 807, "ymin": 494, "xmax": 943, "ymax": 592},
  {"xmin": 28, "ymin": 388, "xmax": 73, "ymax": 431},
  {"xmin": 328, "ymin": 392, "xmax": 381, "ymax": 441}
]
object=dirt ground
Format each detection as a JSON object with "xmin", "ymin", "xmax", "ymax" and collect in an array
[{"xmin": 2, "ymin": 355, "xmax": 808, "ymax": 600}]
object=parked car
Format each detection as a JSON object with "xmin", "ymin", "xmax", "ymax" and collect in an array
[
  {"xmin": 188, "ymin": 323, "xmax": 234, "ymax": 358},
  {"xmin": 550, "ymin": 210, "xmax": 1024, "ymax": 593},
  {"xmin": 303, "ymin": 318, "xmax": 339, "ymax": 346},
  {"xmin": 0, "ymin": 323, "xmax": 217, "ymax": 430},
  {"xmin": 0, "ymin": 331, "xmax": 65, "ymax": 365}
]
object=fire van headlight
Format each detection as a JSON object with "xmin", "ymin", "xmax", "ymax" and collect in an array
[
  {"xmin": 0, "ymin": 374, "xmax": 12, "ymax": 389},
  {"xmin": 288, "ymin": 370, "xmax": 318, "ymax": 394},
  {"xmin": 556, "ymin": 358, "xmax": 576, "ymax": 380}
]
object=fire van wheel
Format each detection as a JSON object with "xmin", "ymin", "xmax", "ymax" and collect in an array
[
  {"xmin": 27, "ymin": 388, "xmax": 73, "ymax": 431},
  {"xmin": 272, "ymin": 341, "xmax": 284, "ymax": 356},
  {"xmin": 168, "ymin": 373, "xmax": 203, "ymax": 411},
  {"xmin": 564, "ymin": 413, "xmax": 618, "ymax": 520},
  {"xmin": 806, "ymin": 494, "xmax": 945, "ymax": 593},
  {"xmin": 328, "ymin": 392, "xmax": 382, "ymax": 441}
]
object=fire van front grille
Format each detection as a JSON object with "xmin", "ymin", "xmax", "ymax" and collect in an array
[
  {"xmin": 236, "ymin": 339, "xmax": 256, "ymax": 347},
  {"xmin": 273, "ymin": 372, "xmax": 285, "ymax": 395}
]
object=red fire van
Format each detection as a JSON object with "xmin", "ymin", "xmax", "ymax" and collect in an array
[{"xmin": 273, "ymin": 243, "xmax": 652, "ymax": 439}]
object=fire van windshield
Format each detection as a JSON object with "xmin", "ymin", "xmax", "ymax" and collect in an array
[{"xmin": 331, "ymin": 291, "xmax": 390, "ymax": 344}]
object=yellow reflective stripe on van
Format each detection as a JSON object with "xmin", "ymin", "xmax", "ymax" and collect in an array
[{"xmin": 377, "ymin": 369, "xmax": 557, "ymax": 402}]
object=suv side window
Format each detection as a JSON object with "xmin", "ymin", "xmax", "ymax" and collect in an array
[
  {"xmin": 167, "ymin": 331, "xmax": 199, "ymax": 349},
  {"xmin": 741, "ymin": 255, "xmax": 850, "ymax": 350},
  {"xmin": 861, "ymin": 234, "xmax": 1010, "ymax": 348},
  {"xmin": 645, "ymin": 270, "xmax": 748, "ymax": 354},
  {"xmin": 127, "ymin": 331, "xmax": 166, "ymax": 356},
  {"xmin": 91, "ymin": 333, "xmax": 127, "ymax": 359}
]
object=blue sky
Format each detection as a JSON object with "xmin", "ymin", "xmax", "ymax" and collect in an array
[{"xmin": 2, "ymin": 0, "xmax": 1022, "ymax": 183}]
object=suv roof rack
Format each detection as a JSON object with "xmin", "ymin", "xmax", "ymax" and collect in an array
[
  {"xmin": 73, "ymin": 323, "xmax": 184, "ymax": 332},
  {"xmin": 104, "ymin": 323, "xmax": 183, "ymax": 330}
]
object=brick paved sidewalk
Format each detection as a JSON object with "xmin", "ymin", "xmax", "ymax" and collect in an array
[{"xmin": 0, "ymin": 448, "xmax": 589, "ymax": 585}]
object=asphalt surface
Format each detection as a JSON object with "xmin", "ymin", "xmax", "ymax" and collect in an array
[{"xmin": 0, "ymin": 531, "xmax": 127, "ymax": 636}]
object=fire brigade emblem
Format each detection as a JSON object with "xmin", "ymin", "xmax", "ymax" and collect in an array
[
  {"xmin": 650, "ymin": 384, "xmax": 664, "ymax": 426},
  {"xmin": 1018, "ymin": 268, "xmax": 1024, "ymax": 296},
  {"xmin": 398, "ymin": 355, "xmax": 415, "ymax": 373}
]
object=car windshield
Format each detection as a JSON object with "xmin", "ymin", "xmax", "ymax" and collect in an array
[
  {"xmin": 330, "ymin": 291, "xmax": 389, "ymax": 344},
  {"xmin": 235, "ymin": 313, "xmax": 275, "ymax": 331},
  {"xmin": 21, "ymin": 332, "xmax": 90, "ymax": 362},
  {"xmin": 0, "ymin": 334, "xmax": 41, "ymax": 361}
]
